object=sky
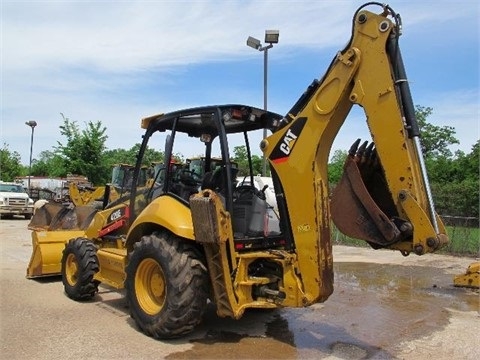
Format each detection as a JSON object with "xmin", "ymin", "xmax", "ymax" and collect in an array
[{"xmin": 1, "ymin": 0, "xmax": 479, "ymax": 166}]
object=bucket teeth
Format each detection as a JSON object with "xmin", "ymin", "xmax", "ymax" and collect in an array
[
  {"xmin": 356, "ymin": 140, "xmax": 368, "ymax": 158},
  {"xmin": 363, "ymin": 142, "xmax": 375, "ymax": 162},
  {"xmin": 348, "ymin": 139, "xmax": 380, "ymax": 178},
  {"xmin": 349, "ymin": 139, "xmax": 375, "ymax": 164},
  {"xmin": 348, "ymin": 138, "xmax": 362, "ymax": 156}
]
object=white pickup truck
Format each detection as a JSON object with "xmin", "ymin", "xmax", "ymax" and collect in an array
[{"xmin": 0, "ymin": 181, "xmax": 34, "ymax": 219}]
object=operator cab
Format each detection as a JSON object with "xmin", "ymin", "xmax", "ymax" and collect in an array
[{"xmin": 130, "ymin": 104, "xmax": 286, "ymax": 251}]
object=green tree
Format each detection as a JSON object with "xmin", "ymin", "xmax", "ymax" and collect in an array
[
  {"xmin": 414, "ymin": 108, "xmax": 478, "ymax": 218},
  {"xmin": 103, "ymin": 147, "xmax": 137, "ymax": 168},
  {"xmin": 104, "ymin": 144, "xmax": 164, "ymax": 169},
  {"xmin": 0, "ymin": 143, "xmax": 23, "ymax": 181},
  {"xmin": 328, "ymin": 149, "xmax": 347, "ymax": 185},
  {"xmin": 55, "ymin": 114, "xmax": 110, "ymax": 185},
  {"xmin": 251, "ymin": 155, "xmax": 263, "ymax": 176},
  {"xmin": 31, "ymin": 150, "xmax": 66, "ymax": 177},
  {"xmin": 455, "ymin": 141, "xmax": 479, "ymax": 181},
  {"xmin": 430, "ymin": 141, "xmax": 479, "ymax": 218},
  {"xmin": 416, "ymin": 105, "xmax": 459, "ymax": 158},
  {"xmin": 232, "ymin": 145, "xmax": 263, "ymax": 176}
]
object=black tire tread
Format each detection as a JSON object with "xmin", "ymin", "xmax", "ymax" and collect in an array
[
  {"xmin": 61, "ymin": 238, "xmax": 99, "ymax": 301},
  {"xmin": 125, "ymin": 231, "xmax": 208, "ymax": 339}
]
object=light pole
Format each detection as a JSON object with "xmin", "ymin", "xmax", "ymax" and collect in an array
[
  {"xmin": 25, "ymin": 120, "xmax": 37, "ymax": 195},
  {"xmin": 246, "ymin": 29, "xmax": 279, "ymax": 176}
]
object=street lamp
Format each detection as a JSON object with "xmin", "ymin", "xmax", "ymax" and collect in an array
[
  {"xmin": 25, "ymin": 120, "xmax": 37, "ymax": 195},
  {"xmin": 246, "ymin": 29, "xmax": 279, "ymax": 176}
]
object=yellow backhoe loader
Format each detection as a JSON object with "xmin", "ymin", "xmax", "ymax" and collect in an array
[
  {"xmin": 27, "ymin": 3, "xmax": 452, "ymax": 339},
  {"xmin": 67, "ymin": 164, "xmax": 151, "ymax": 206}
]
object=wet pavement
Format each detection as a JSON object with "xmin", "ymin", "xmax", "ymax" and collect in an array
[
  {"xmin": 2, "ymin": 218, "xmax": 478, "ymax": 359},
  {"xmin": 166, "ymin": 261, "xmax": 479, "ymax": 359}
]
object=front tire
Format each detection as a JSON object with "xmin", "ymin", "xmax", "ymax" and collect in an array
[
  {"xmin": 61, "ymin": 238, "xmax": 99, "ymax": 300},
  {"xmin": 125, "ymin": 231, "xmax": 209, "ymax": 339}
]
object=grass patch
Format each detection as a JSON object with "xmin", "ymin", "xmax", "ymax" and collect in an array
[
  {"xmin": 331, "ymin": 225, "xmax": 479, "ymax": 257},
  {"xmin": 332, "ymin": 227, "xmax": 369, "ymax": 248},
  {"xmin": 440, "ymin": 225, "xmax": 479, "ymax": 256}
]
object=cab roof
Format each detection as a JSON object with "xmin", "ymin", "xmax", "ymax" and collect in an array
[{"xmin": 141, "ymin": 104, "xmax": 283, "ymax": 139}]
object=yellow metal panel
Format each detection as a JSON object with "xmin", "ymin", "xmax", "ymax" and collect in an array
[
  {"xmin": 263, "ymin": 44, "xmax": 360, "ymax": 304},
  {"xmin": 128, "ymin": 195, "xmax": 195, "ymax": 240},
  {"xmin": 96, "ymin": 248, "xmax": 127, "ymax": 289},
  {"xmin": 141, "ymin": 113, "xmax": 163, "ymax": 129}
]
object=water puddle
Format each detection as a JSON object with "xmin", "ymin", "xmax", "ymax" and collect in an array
[{"xmin": 167, "ymin": 262, "xmax": 478, "ymax": 359}]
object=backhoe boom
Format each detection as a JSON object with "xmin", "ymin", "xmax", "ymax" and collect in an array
[{"xmin": 263, "ymin": 3, "xmax": 448, "ymax": 302}]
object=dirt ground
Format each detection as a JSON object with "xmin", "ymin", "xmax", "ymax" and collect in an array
[{"xmin": 0, "ymin": 217, "xmax": 478, "ymax": 359}]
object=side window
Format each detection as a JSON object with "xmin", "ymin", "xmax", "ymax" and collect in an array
[{"xmin": 166, "ymin": 131, "xmax": 207, "ymax": 201}]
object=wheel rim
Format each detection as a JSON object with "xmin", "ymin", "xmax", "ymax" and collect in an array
[
  {"xmin": 135, "ymin": 258, "xmax": 166, "ymax": 315},
  {"xmin": 65, "ymin": 253, "xmax": 78, "ymax": 286}
]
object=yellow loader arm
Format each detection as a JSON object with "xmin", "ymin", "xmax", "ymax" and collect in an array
[
  {"xmin": 262, "ymin": 3, "xmax": 448, "ymax": 301},
  {"xmin": 68, "ymin": 182, "xmax": 106, "ymax": 206}
]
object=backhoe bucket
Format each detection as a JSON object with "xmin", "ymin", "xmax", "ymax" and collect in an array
[
  {"xmin": 26, "ymin": 202, "xmax": 97, "ymax": 278},
  {"xmin": 330, "ymin": 140, "xmax": 402, "ymax": 248}
]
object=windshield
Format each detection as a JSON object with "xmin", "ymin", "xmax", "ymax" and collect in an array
[{"xmin": 0, "ymin": 184, "xmax": 26, "ymax": 193}]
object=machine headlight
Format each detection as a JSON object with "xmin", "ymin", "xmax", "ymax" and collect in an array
[{"xmin": 28, "ymin": 198, "xmax": 34, "ymax": 205}]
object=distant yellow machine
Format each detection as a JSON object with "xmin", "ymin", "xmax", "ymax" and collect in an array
[
  {"xmin": 68, "ymin": 183, "xmax": 106, "ymax": 207},
  {"xmin": 454, "ymin": 263, "xmax": 480, "ymax": 289},
  {"xmin": 68, "ymin": 164, "xmax": 150, "ymax": 207},
  {"xmin": 27, "ymin": 3, "xmax": 450, "ymax": 340}
]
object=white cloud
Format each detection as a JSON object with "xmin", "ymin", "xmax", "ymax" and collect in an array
[
  {"xmin": 2, "ymin": 1, "xmax": 351, "ymax": 73},
  {"xmin": 424, "ymin": 89, "xmax": 480, "ymax": 152},
  {"xmin": 3, "ymin": 1, "xmax": 475, "ymax": 72},
  {"xmin": 1, "ymin": 0, "xmax": 478, "ymax": 164}
]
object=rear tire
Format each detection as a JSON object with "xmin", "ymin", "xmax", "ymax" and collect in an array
[
  {"xmin": 125, "ymin": 231, "xmax": 209, "ymax": 339},
  {"xmin": 61, "ymin": 238, "xmax": 99, "ymax": 300}
]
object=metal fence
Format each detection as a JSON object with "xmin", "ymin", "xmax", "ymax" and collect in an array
[
  {"xmin": 440, "ymin": 215, "xmax": 479, "ymax": 229},
  {"xmin": 332, "ymin": 214, "xmax": 479, "ymax": 256}
]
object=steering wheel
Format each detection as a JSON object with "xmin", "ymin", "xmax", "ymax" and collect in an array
[
  {"xmin": 190, "ymin": 171, "xmax": 202, "ymax": 183},
  {"xmin": 178, "ymin": 169, "xmax": 202, "ymax": 186}
]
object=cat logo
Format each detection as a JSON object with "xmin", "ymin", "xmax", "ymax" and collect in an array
[
  {"xmin": 269, "ymin": 117, "xmax": 307, "ymax": 164},
  {"xmin": 280, "ymin": 129, "xmax": 298, "ymax": 155}
]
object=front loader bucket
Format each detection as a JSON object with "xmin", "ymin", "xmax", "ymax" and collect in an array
[
  {"xmin": 331, "ymin": 140, "xmax": 403, "ymax": 248},
  {"xmin": 26, "ymin": 229, "xmax": 87, "ymax": 278},
  {"xmin": 26, "ymin": 202, "xmax": 97, "ymax": 278},
  {"xmin": 28, "ymin": 202, "xmax": 97, "ymax": 231},
  {"xmin": 28, "ymin": 202, "xmax": 65, "ymax": 230}
]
